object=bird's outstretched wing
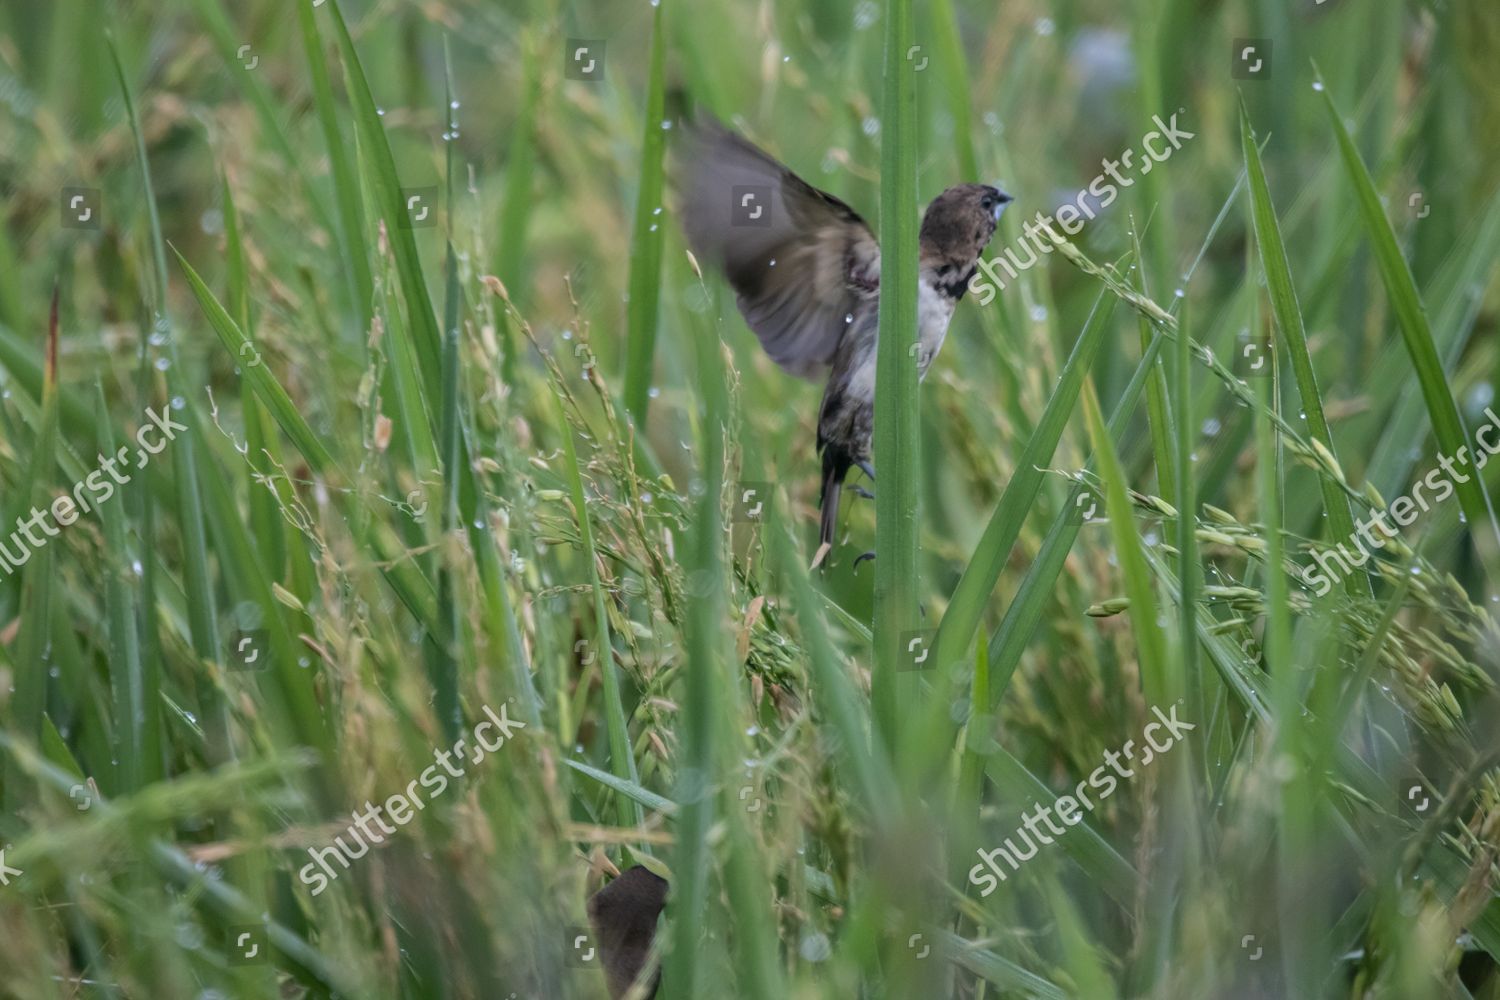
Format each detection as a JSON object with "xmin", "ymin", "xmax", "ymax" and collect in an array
[{"xmin": 678, "ymin": 119, "xmax": 880, "ymax": 379}]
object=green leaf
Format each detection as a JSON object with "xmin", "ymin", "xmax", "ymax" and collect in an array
[
  {"xmin": 325, "ymin": 0, "xmax": 442, "ymax": 403},
  {"xmin": 1240, "ymin": 99, "xmax": 1365, "ymax": 594},
  {"xmin": 622, "ymin": 1, "xmax": 668, "ymax": 424},
  {"xmin": 872, "ymin": 0, "xmax": 921, "ymax": 752},
  {"xmin": 931, "ymin": 293, "xmax": 1116, "ymax": 675},
  {"xmin": 1317, "ymin": 73, "xmax": 1494, "ymax": 539}
]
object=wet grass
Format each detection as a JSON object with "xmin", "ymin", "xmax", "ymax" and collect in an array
[{"xmin": 1, "ymin": 0, "xmax": 1500, "ymax": 997}]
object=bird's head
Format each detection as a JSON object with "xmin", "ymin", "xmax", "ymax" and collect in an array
[{"xmin": 919, "ymin": 183, "xmax": 1012, "ymax": 266}]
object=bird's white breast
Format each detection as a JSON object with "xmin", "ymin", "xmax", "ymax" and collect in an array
[
  {"xmin": 838, "ymin": 278, "xmax": 957, "ymax": 404},
  {"xmin": 915, "ymin": 277, "xmax": 957, "ymax": 378}
]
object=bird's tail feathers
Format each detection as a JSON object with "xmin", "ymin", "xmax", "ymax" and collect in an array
[{"xmin": 818, "ymin": 444, "xmax": 852, "ymax": 550}]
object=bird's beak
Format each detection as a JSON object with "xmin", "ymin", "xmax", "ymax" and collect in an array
[{"xmin": 990, "ymin": 186, "xmax": 1013, "ymax": 220}]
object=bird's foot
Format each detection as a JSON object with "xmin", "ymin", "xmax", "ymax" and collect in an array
[
  {"xmin": 856, "ymin": 460, "xmax": 876, "ymax": 482},
  {"xmin": 852, "ymin": 485, "xmax": 875, "ymax": 500},
  {"xmin": 852, "ymin": 550, "xmax": 877, "ymax": 570}
]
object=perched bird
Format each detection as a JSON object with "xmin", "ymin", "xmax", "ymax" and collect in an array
[
  {"xmin": 586, "ymin": 865, "xmax": 670, "ymax": 999},
  {"xmin": 679, "ymin": 119, "xmax": 1010, "ymax": 561}
]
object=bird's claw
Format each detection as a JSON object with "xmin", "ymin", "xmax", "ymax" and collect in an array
[
  {"xmin": 852, "ymin": 486, "xmax": 875, "ymax": 500},
  {"xmin": 852, "ymin": 550, "xmax": 877, "ymax": 570},
  {"xmin": 856, "ymin": 461, "xmax": 876, "ymax": 482}
]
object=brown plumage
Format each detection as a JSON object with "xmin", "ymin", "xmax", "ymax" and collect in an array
[
  {"xmin": 678, "ymin": 119, "xmax": 1009, "ymax": 559},
  {"xmin": 586, "ymin": 865, "xmax": 669, "ymax": 999}
]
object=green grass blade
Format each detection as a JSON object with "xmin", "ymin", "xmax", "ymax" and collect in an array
[
  {"xmin": 941, "ymin": 929, "xmax": 1069, "ymax": 1000},
  {"xmin": 927, "ymin": 0, "xmax": 977, "ymax": 180},
  {"xmin": 622, "ymin": 0, "xmax": 668, "ymax": 424},
  {"xmin": 107, "ymin": 31, "xmax": 226, "ymax": 762},
  {"xmin": 1172, "ymin": 298, "xmax": 1202, "ymax": 761},
  {"xmin": 557, "ymin": 387, "xmax": 642, "ymax": 831},
  {"xmin": 1366, "ymin": 190, "xmax": 1500, "ymax": 496},
  {"xmin": 95, "ymin": 383, "xmax": 154, "ymax": 792},
  {"xmin": 176, "ymin": 248, "xmax": 442, "ymax": 639},
  {"xmin": 931, "ymin": 292, "xmax": 1115, "ymax": 675},
  {"xmin": 872, "ymin": 0, "xmax": 921, "ymax": 752},
  {"xmin": 222, "ymin": 174, "xmax": 289, "ymax": 581},
  {"xmin": 665, "ymin": 271, "xmax": 732, "ymax": 999},
  {"xmin": 1317, "ymin": 73, "xmax": 1495, "ymax": 541},
  {"xmin": 430, "ymin": 47, "xmax": 464, "ymax": 745},
  {"xmin": 565, "ymin": 759, "xmax": 677, "ymax": 817},
  {"xmin": 2, "ymin": 291, "xmax": 61, "ymax": 811},
  {"xmin": 774, "ymin": 508, "xmax": 893, "ymax": 814},
  {"xmin": 325, "ymin": 0, "xmax": 442, "ymax": 400},
  {"xmin": 297, "ymin": 0, "xmax": 373, "ymax": 331},
  {"xmin": 175, "ymin": 249, "xmax": 339, "ymax": 475},
  {"xmin": 982, "ymin": 750, "xmax": 1139, "ymax": 906},
  {"xmin": 1240, "ymin": 100, "xmax": 1365, "ymax": 594}
]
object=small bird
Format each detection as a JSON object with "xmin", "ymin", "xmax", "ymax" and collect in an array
[{"xmin": 679, "ymin": 119, "xmax": 1010, "ymax": 562}]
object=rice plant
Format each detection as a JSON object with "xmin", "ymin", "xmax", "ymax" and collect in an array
[{"xmin": 1, "ymin": 0, "xmax": 1498, "ymax": 997}]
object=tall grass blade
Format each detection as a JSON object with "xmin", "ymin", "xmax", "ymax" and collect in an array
[
  {"xmin": 622, "ymin": 0, "xmax": 668, "ymax": 425},
  {"xmin": 1317, "ymin": 73, "xmax": 1496, "ymax": 547},
  {"xmin": 872, "ymin": 0, "xmax": 920, "ymax": 752},
  {"xmin": 1240, "ymin": 100, "xmax": 1365, "ymax": 594},
  {"xmin": 931, "ymin": 293, "xmax": 1115, "ymax": 675}
]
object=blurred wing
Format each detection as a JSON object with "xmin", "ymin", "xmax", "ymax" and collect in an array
[{"xmin": 679, "ymin": 119, "xmax": 880, "ymax": 378}]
